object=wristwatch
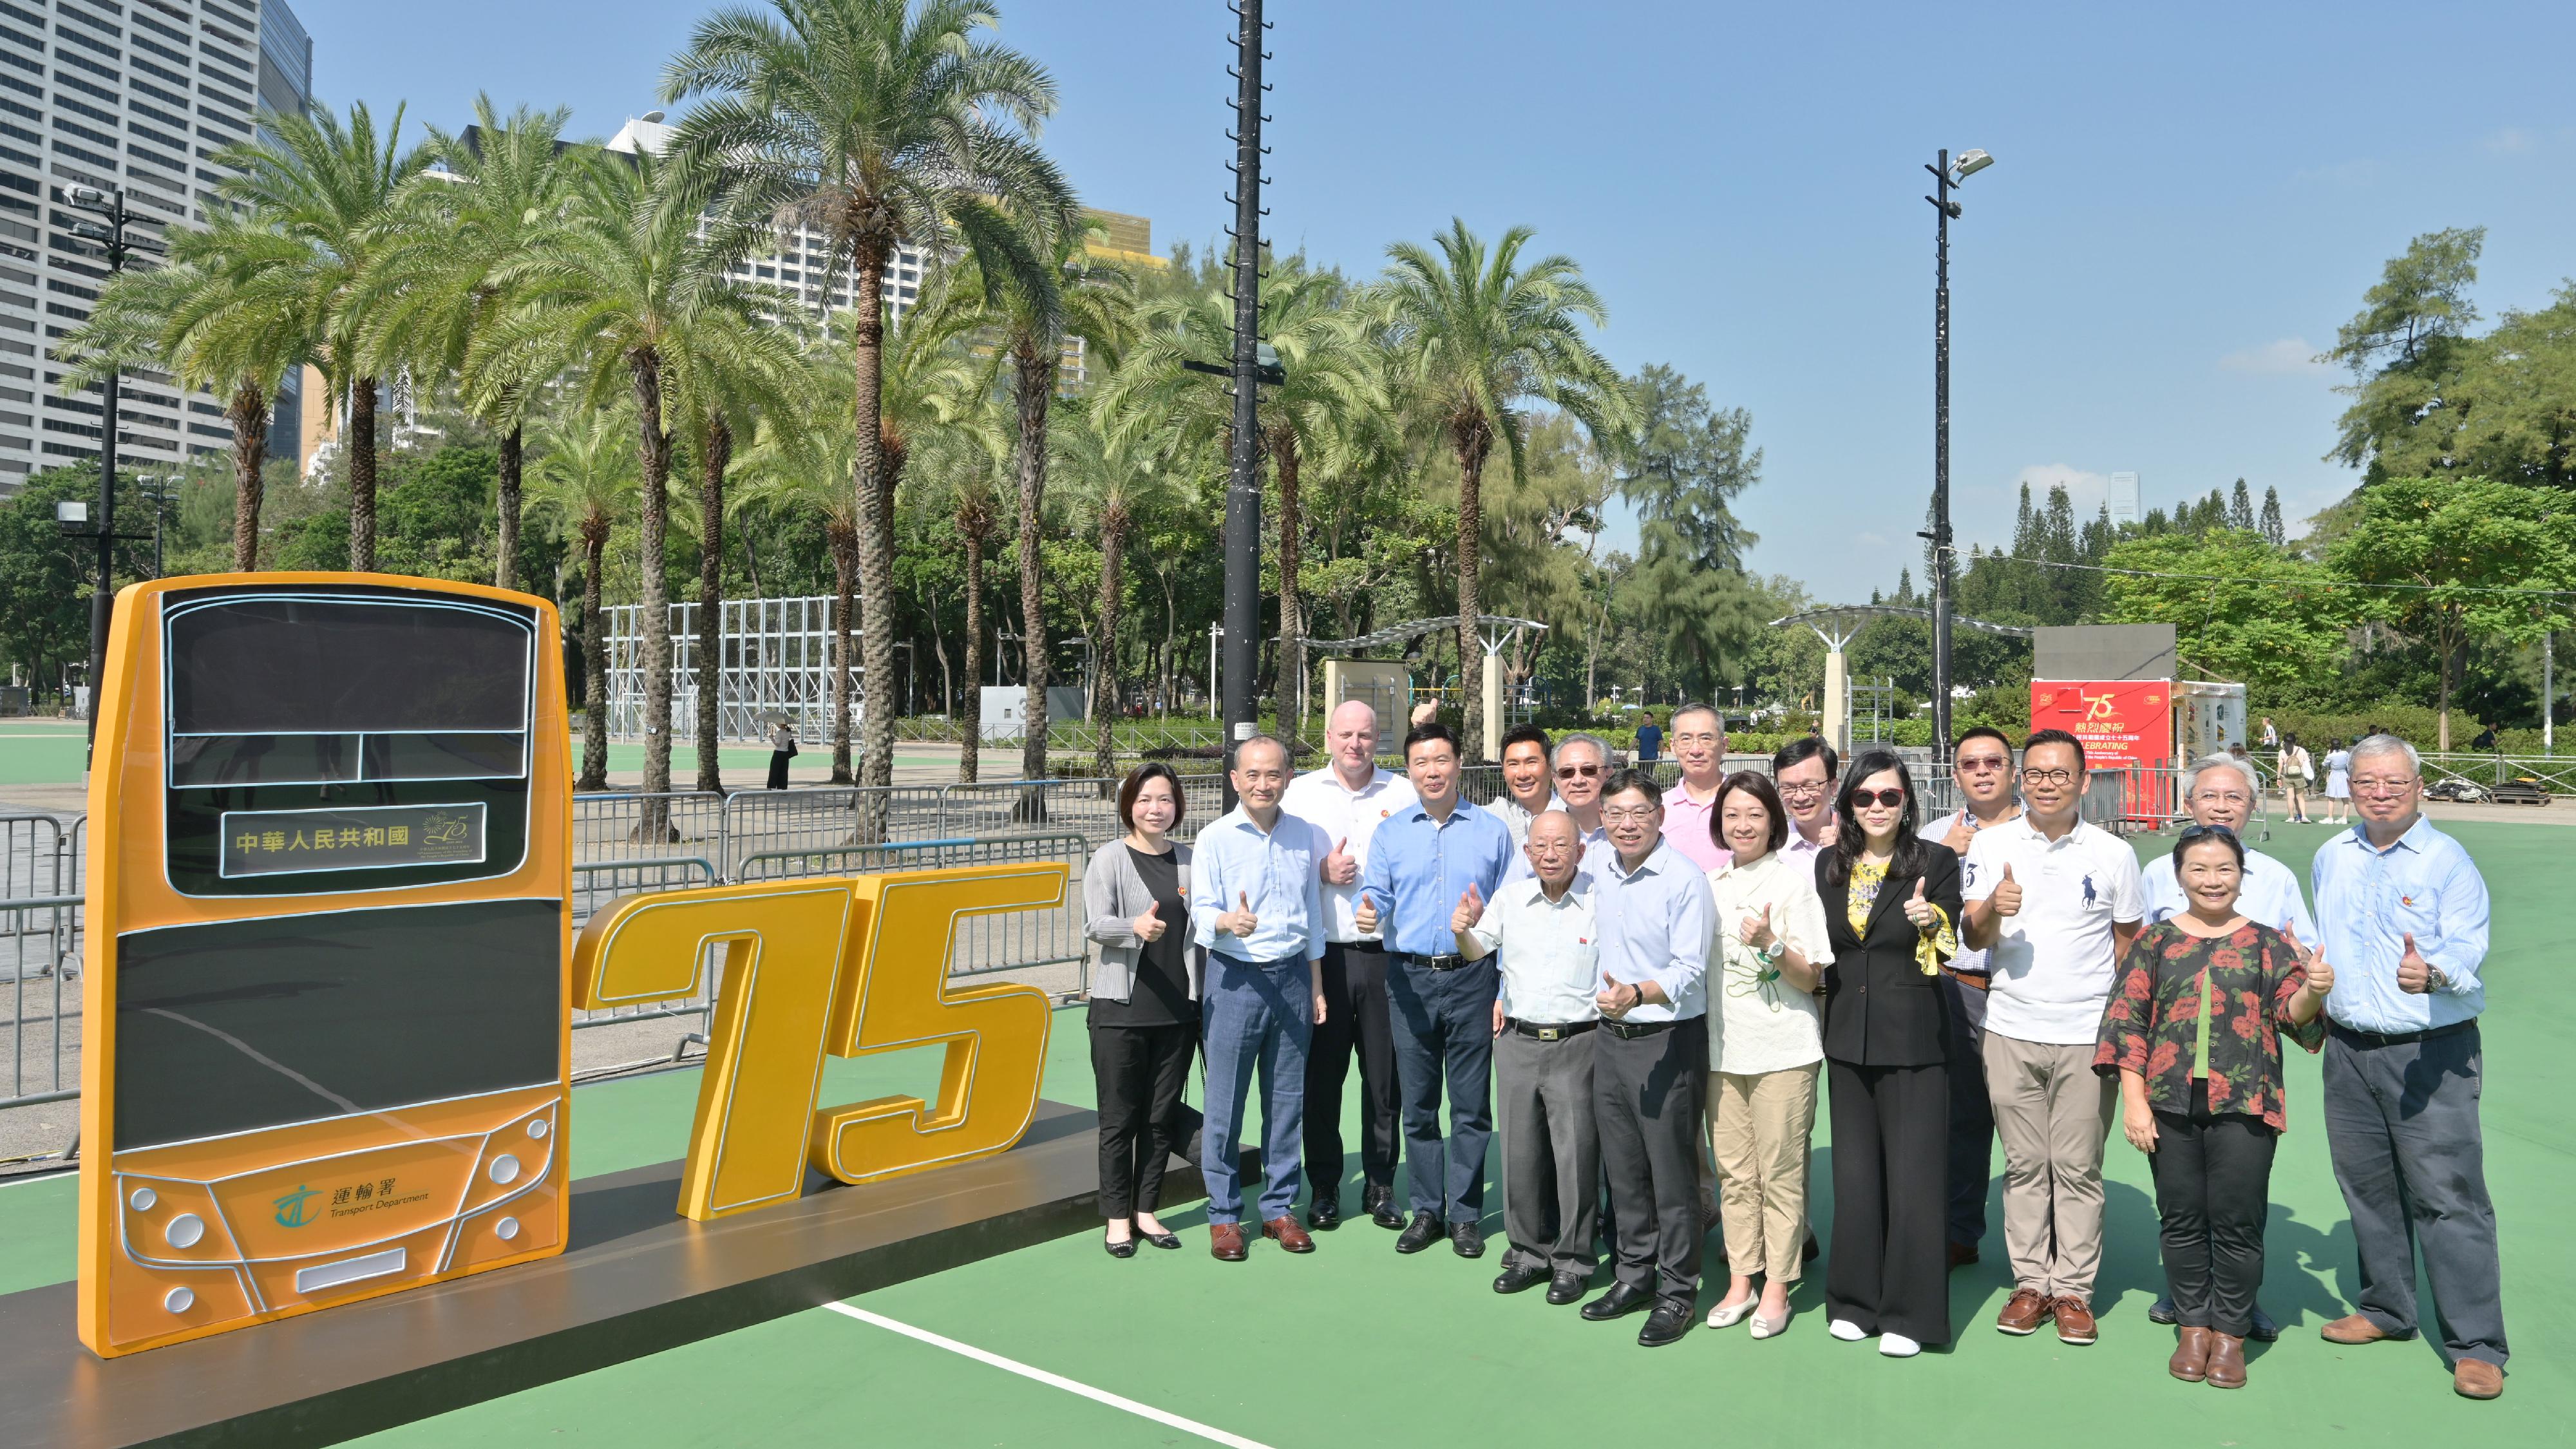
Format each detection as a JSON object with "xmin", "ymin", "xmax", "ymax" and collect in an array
[{"xmin": 1755, "ymin": 940, "xmax": 1783, "ymax": 965}]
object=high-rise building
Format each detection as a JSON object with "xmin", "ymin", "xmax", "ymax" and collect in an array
[
  {"xmin": 0, "ymin": 0, "xmax": 312, "ymax": 497},
  {"xmin": 2108, "ymin": 470, "xmax": 2141, "ymax": 527}
]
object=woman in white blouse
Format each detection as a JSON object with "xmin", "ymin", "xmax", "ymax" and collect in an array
[{"xmin": 1702, "ymin": 771, "xmax": 1833, "ymax": 1338}]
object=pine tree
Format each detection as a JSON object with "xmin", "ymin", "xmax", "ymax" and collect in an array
[
  {"xmin": 2259, "ymin": 486, "xmax": 2286, "ymax": 545},
  {"xmin": 2229, "ymin": 477, "xmax": 2257, "ymax": 531}
]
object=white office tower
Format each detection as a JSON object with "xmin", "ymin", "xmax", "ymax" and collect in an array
[
  {"xmin": 0, "ymin": 0, "xmax": 312, "ymax": 496},
  {"xmin": 2108, "ymin": 470, "xmax": 2141, "ymax": 527}
]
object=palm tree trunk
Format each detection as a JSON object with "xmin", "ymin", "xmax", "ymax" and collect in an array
[
  {"xmin": 630, "ymin": 355, "xmax": 674, "ymax": 838},
  {"xmin": 1013, "ymin": 345, "xmax": 1054, "ymax": 783},
  {"xmin": 849, "ymin": 240, "xmax": 898, "ymax": 828},
  {"xmin": 1453, "ymin": 413, "xmax": 1493, "ymax": 761},
  {"xmin": 494, "ymin": 422, "xmax": 524, "ymax": 592},
  {"xmin": 828, "ymin": 525, "xmax": 857, "ymax": 784},
  {"xmin": 578, "ymin": 525, "xmax": 610, "ymax": 791},
  {"xmin": 694, "ymin": 415, "xmax": 732, "ymax": 794},
  {"xmin": 348, "ymin": 375, "xmax": 380, "ymax": 572},
  {"xmin": 960, "ymin": 524, "xmax": 985, "ymax": 783},
  {"xmin": 1092, "ymin": 507, "xmax": 1128, "ymax": 783},
  {"xmin": 1271, "ymin": 428, "xmax": 1305, "ymax": 753},
  {"xmin": 227, "ymin": 384, "xmax": 266, "ymax": 571}
]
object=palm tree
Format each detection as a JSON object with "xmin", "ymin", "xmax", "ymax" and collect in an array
[
  {"xmin": 1051, "ymin": 397, "xmax": 1182, "ymax": 782},
  {"xmin": 360, "ymin": 97, "xmax": 589, "ymax": 591},
  {"xmin": 59, "ymin": 216, "xmax": 307, "ymax": 570},
  {"xmin": 1101, "ymin": 261, "xmax": 1388, "ymax": 748},
  {"xmin": 1378, "ymin": 220, "xmax": 1635, "ymax": 755},
  {"xmin": 214, "ymin": 101, "xmax": 426, "ymax": 571},
  {"xmin": 737, "ymin": 415, "xmax": 866, "ymax": 784},
  {"xmin": 527, "ymin": 410, "xmax": 638, "ymax": 790},
  {"xmin": 661, "ymin": 0, "xmax": 1075, "ymax": 795},
  {"xmin": 912, "ymin": 417, "xmax": 1009, "ymax": 783}
]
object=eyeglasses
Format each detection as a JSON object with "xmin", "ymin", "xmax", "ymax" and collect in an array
[
  {"xmin": 1848, "ymin": 788, "xmax": 1906, "ymax": 809},
  {"xmin": 2188, "ymin": 791, "xmax": 2251, "ymax": 807},
  {"xmin": 1556, "ymin": 763, "xmax": 1602, "ymax": 780},
  {"xmin": 1777, "ymin": 781, "xmax": 1829, "ymax": 800},
  {"xmin": 1602, "ymin": 806, "xmax": 1659, "ymax": 824},
  {"xmin": 2351, "ymin": 777, "xmax": 2417, "ymax": 795},
  {"xmin": 2177, "ymin": 823, "xmax": 2239, "ymax": 842},
  {"xmin": 2020, "ymin": 768, "xmax": 2076, "ymax": 786},
  {"xmin": 1956, "ymin": 756, "xmax": 2010, "ymax": 773}
]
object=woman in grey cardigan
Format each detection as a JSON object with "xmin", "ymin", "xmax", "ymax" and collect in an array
[{"xmin": 1084, "ymin": 763, "xmax": 1204, "ymax": 1256}]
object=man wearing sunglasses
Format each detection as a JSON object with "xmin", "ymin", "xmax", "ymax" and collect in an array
[
  {"xmin": 1920, "ymin": 724, "xmax": 2022, "ymax": 1271},
  {"xmin": 1962, "ymin": 728, "xmax": 2143, "ymax": 1348},
  {"xmin": 1510, "ymin": 733, "xmax": 1613, "ymax": 882}
]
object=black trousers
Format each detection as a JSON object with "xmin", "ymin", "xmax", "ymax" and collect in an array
[
  {"xmin": 1090, "ymin": 1018, "xmax": 1196, "ymax": 1218},
  {"xmin": 1825, "ymin": 1058, "xmax": 1952, "ymax": 1345},
  {"xmin": 1305, "ymin": 942, "xmax": 1399, "ymax": 1199},
  {"xmin": 2150, "ymin": 1081, "xmax": 2278, "ymax": 1338},
  {"xmin": 1595, "ymin": 1018, "xmax": 1707, "ymax": 1302},
  {"xmin": 1940, "ymin": 972, "xmax": 1995, "ymax": 1247}
]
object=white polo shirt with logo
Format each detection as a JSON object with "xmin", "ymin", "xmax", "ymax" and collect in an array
[{"xmin": 1960, "ymin": 816, "xmax": 2143, "ymax": 1046}]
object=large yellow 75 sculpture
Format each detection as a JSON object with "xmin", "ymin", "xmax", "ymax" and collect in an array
[{"xmin": 571, "ymin": 864, "xmax": 1065, "ymax": 1221}]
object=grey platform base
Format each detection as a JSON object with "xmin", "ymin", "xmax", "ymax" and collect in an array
[{"xmin": 0, "ymin": 1099, "xmax": 1204, "ymax": 1448}]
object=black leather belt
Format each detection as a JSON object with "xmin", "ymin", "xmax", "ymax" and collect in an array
[
  {"xmin": 1508, "ymin": 1018, "xmax": 1597, "ymax": 1042},
  {"xmin": 1405, "ymin": 953, "xmax": 1469, "ymax": 971},
  {"xmin": 2329, "ymin": 1018, "xmax": 2477, "ymax": 1050},
  {"xmin": 1601, "ymin": 1019, "xmax": 1676, "ymax": 1039}
]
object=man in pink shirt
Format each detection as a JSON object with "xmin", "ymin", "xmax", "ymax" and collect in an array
[{"xmin": 1658, "ymin": 704, "xmax": 1730, "ymax": 874}]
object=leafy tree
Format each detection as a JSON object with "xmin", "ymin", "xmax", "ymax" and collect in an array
[
  {"xmin": 0, "ymin": 469, "xmax": 154, "ymax": 688},
  {"xmin": 2099, "ymin": 529, "xmax": 2356, "ymax": 695},
  {"xmin": 2323, "ymin": 227, "xmax": 2489, "ymax": 486},
  {"xmin": 1618, "ymin": 364, "xmax": 1762, "ymax": 697},
  {"xmin": 528, "ymin": 410, "xmax": 636, "ymax": 789},
  {"xmin": 1051, "ymin": 397, "xmax": 1183, "ymax": 780},
  {"xmin": 2259, "ymin": 486, "xmax": 2285, "ymax": 545}
]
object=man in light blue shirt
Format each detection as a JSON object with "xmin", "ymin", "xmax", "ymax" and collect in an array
[
  {"xmin": 2308, "ymin": 735, "xmax": 2506, "ymax": 1400},
  {"xmin": 1352, "ymin": 721, "xmax": 1515, "ymax": 1257},
  {"xmin": 1189, "ymin": 735, "xmax": 1328, "ymax": 1262},
  {"xmin": 1577, "ymin": 770, "xmax": 1716, "ymax": 1347}
]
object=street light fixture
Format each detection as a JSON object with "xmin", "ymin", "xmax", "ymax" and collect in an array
[
  {"xmin": 61, "ymin": 183, "xmax": 164, "ymax": 753},
  {"xmin": 1922, "ymin": 146, "xmax": 1995, "ymax": 762}
]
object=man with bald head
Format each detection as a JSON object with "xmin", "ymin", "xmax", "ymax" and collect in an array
[{"xmin": 1282, "ymin": 699, "xmax": 1417, "ymax": 1229}]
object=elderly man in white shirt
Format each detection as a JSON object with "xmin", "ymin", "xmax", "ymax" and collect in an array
[
  {"xmin": 2141, "ymin": 753, "xmax": 2316, "ymax": 941},
  {"xmin": 1461, "ymin": 811, "xmax": 1602, "ymax": 1306}
]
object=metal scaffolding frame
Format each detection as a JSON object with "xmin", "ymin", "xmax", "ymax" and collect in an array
[{"xmin": 603, "ymin": 596, "xmax": 848, "ymax": 744}]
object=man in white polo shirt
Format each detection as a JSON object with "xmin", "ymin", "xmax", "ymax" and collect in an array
[
  {"xmin": 1962, "ymin": 728, "xmax": 2142, "ymax": 1349},
  {"xmin": 1280, "ymin": 699, "xmax": 1417, "ymax": 1230}
]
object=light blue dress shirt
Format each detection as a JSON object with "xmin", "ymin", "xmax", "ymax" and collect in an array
[
  {"xmin": 1358, "ymin": 797, "xmax": 1516, "ymax": 958},
  {"xmin": 1191, "ymin": 806, "xmax": 1327, "ymax": 965},
  {"xmin": 2310, "ymin": 814, "xmax": 2490, "ymax": 1034},
  {"xmin": 1589, "ymin": 839, "xmax": 1715, "ymax": 1023}
]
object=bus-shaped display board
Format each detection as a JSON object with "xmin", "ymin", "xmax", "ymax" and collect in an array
[{"xmin": 78, "ymin": 575, "xmax": 573, "ymax": 1358}]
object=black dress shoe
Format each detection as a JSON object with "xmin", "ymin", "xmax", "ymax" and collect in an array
[
  {"xmin": 1547, "ymin": 1271, "xmax": 1590, "ymax": 1306},
  {"xmin": 1308, "ymin": 1198, "xmax": 1343, "ymax": 1231},
  {"xmin": 1103, "ymin": 1235, "xmax": 1136, "ymax": 1259},
  {"xmin": 1363, "ymin": 1184, "xmax": 1405, "ymax": 1231},
  {"xmin": 1493, "ymin": 1262, "xmax": 1548, "ymax": 1294},
  {"xmin": 1803, "ymin": 1231, "xmax": 1821, "ymax": 1264},
  {"xmin": 1395, "ymin": 1210, "xmax": 1443, "ymax": 1254},
  {"xmin": 1139, "ymin": 1229, "xmax": 1181, "ymax": 1251},
  {"xmin": 1638, "ymin": 1296, "xmax": 1696, "ymax": 1347},
  {"xmin": 1450, "ymin": 1222, "xmax": 1485, "ymax": 1258},
  {"xmin": 2148, "ymin": 1294, "xmax": 2178, "ymax": 1326},
  {"xmin": 1581, "ymin": 1282, "xmax": 1654, "ymax": 1321},
  {"xmin": 2250, "ymin": 1303, "xmax": 2280, "ymax": 1342}
]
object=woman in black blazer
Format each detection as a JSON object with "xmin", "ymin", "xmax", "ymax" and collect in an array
[{"xmin": 1815, "ymin": 748, "xmax": 1962, "ymax": 1356}]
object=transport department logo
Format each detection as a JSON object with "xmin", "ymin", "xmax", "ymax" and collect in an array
[{"xmin": 273, "ymin": 1183, "xmax": 320, "ymax": 1229}]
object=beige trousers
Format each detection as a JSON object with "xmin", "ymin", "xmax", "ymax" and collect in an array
[
  {"xmin": 1707, "ymin": 1063, "xmax": 1821, "ymax": 1281},
  {"xmin": 1984, "ymin": 1030, "xmax": 2117, "ymax": 1302}
]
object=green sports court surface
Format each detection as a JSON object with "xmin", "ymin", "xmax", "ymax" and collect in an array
[{"xmin": 2, "ymin": 819, "xmax": 2565, "ymax": 1446}]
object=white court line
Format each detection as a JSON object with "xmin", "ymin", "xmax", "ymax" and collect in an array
[{"xmin": 823, "ymin": 1302, "xmax": 1278, "ymax": 1449}]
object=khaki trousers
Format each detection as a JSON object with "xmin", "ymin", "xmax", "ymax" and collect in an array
[
  {"xmin": 1984, "ymin": 1031, "xmax": 2116, "ymax": 1302},
  {"xmin": 1707, "ymin": 1063, "xmax": 1820, "ymax": 1281}
]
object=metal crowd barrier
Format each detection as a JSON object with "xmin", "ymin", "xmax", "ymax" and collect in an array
[
  {"xmin": 571, "ymin": 790, "xmax": 726, "ymax": 864},
  {"xmin": 737, "ymin": 831, "xmax": 1093, "ymax": 987},
  {"xmin": 3, "ymin": 894, "xmax": 80, "ymax": 1111},
  {"xmin": 1, "ymin": 813, "xmax": 77, "ymax": 900}
]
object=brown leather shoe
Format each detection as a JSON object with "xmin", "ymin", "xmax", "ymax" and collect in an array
[
  {"xmin": 2454, "ymin": 1359, "xmax": 2504, "ymax": 1400},
  {"xmin": 1947, "ymin": 1240, "xmax": 1980, "ymax": 1271},
  {"xmin": 2321, "ymin": 1312, "xmax": 2409, "ymax": 1345},
  {"xmin": 2052, "ymin": 1295, "xmax": 2099, "ymax": 1345},
  {"xmin": 2204, "ymin": 1332, "xmax": 2247, "ymax": 1388},
  {"xmin": 1261, "ymin": 1216, "xmax": 1315, "ymax": 1254},
  {"xmin": 1209, "ymin": 1222, "xmax": 1247, "ymax": 1262},
  {"xmin": 2168, "ymin": 1326, "xmax": 2213, "ymax": 1382},
  {"xmin": 1996, "ymin": 1287, "xmax": 2052, "ymax": 1336}
]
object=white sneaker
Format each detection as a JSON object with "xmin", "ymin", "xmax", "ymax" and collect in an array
[
  {"xmin": 1880, "ymin": 1332, "xmax": 1922, "ymax": 1358},
  {"xmin": 1829, "ymin": 1318, "xmax": 1867, "ymax": 1341}
]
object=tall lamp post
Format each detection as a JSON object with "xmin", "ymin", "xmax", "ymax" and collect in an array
[
  {"xmin": 1922, "ymin": 147, "xmax": 1993, "ymax": 762},
  {"xmin": 64, "ymin": 184, "xmax": 160, "ymax": 753},
  {"xmin": 1216, "ymin": 0, "xmax": 1273, "ymax": 808}
]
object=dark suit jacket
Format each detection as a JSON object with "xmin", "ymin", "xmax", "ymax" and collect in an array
[{"xmin": 1817, "ymin": 847, "xmax": 1964, "ymax": 1068}]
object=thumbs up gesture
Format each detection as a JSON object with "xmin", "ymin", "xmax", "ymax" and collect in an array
[
  {"xmin": 1132, "ymin": 905, "xmax": 1167, "ymax": 943},
  {"xmin": 1738, "ymin": 902, "xmax": 1779, "ymax": 951},
  {"xmin": 1450, "ymin": 882, "xmax": 1486, "ymax": 935},
  {"xmin": 2396, "ymin": 931, "xmax": 2435, "ymax": 994},
  {"xmin": 2284, "ymin": 923, "xmax": 2334, "ymax": 997},
  {"xmin": 1321, "ymin": 835, "xmax": 1358, "ymax": 886},
  {"xmin": 1991, "ymin": 862, "xmax": 2023, "ymax": 917},
  {"xmin": 1219, "ymin": 889, "xmax": 1260, "ymax": 939},
  {"xmin": 1902, "ymin": 876, "xmax": 1938, "ymax": 931},
  {"xmin": 1353, "ymin": 891, "xmax": 1380, "ymax": 936}
]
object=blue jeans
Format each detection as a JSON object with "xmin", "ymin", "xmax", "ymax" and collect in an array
[
  {"xmin": 1200, "ymin": 954, "xmax": 1314, "ymax": 1224},
  {"xmin": 1388, "ymin": 957, "xmax": 1498, "ymax": 1222}
]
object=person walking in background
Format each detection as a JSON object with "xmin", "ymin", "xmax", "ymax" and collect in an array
[
  {"xmin": 1703, "ymin": 772, "xmax": 1831, "ymax": 1341},
  {"xmin": 1922, "ymin": 725, "xmax": 2020, "ymax": 1271},
  {"xmin": 2322, "ymin": 739, "xmax": 2353, "ymax": 826},
  {"xmin": 2278, "ymin": 734, "xmax": 2314, "ymax": 823},
  {"xmin": 1658, "ymin": 704, "xmax": 1730, "ymax": 874},
  {"xmin": 1633, "ymin": 712, "xmax": 1663, "ymax": 768},
  {"xmin": 1772, "ymin": 737, "xmax": 1840, "ymax": 875},
  {"xmin": 2311, "ymin": 734, "xmax": 2509, "ymax": 1401},
  {"xmin": 1578, "ymin": 771, "xmax": 1716, "ymax": 1348},
  {"xmin": 1353, "ymin": 723, "xmax": 1516, "ymax": 1259},
  {"xmin": 2259, "ymin": 717, "xmax": 2278, "ymax": 750},
  {"xmin": 1083, "ymin": 764, "xmax": 1204, "ymax": 1258},
  {"xmin": 1817, "ymin": 751, "xmax": 1962, "ymax": 1357},
  {"xmin": 1191, "ymin": 736, "xmax": 1328, "ymax": 1262},
  {"xmin": 1462, "ymin": 810, "xmax": 1604, "ymax": 1306},
  {"xmin": 764, "ymin": 717, "xmax": 797, "ymax": 790},
  {"xmin": 1963, "ymin": 729, "xmax": 2144, "ymax": 1346},
  {"xmin": 2098, "ymin": 824, "xmax": 2330, "ymax": 1390},
  {"xmin": 1495, "ymin": 724, "xmax": 1562, "ymax": 848},
  {"xmin": 1281, "ymin": 702, "xmax": 1416, "ymax": 1233}
]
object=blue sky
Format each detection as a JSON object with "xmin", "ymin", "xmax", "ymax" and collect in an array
[{"xmin": 294, "ymin": 0, "xmax": 2576, "ymax": 598}]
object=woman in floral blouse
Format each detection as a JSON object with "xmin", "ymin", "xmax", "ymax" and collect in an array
[{"xmin": 2096, "ymin": 824, "xmax": 2331, "ymax": 1390}]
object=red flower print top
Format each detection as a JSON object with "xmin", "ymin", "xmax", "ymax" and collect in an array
[{"xmin": 2092, "ymin": 920, "xmax": 2325, "ymax": 1132}]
